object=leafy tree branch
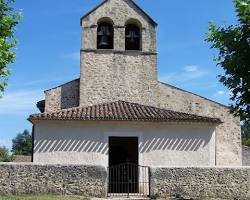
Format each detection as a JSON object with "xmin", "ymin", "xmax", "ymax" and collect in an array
[
  {"xmin": 0, "ymin": 0, "xmax": 22, "ymax": 97},
  {"xmin": 206, "ymin": 0, "xmax": 250, "ymax": 122}
]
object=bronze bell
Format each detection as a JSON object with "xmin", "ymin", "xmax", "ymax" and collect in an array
[
  {"xmin": 126, "ymin": 30, "xmax": 139, "ymax": 43},
  {"xmin": 98, "ymin": 26, "xmax": 111, "ymax": 47}
]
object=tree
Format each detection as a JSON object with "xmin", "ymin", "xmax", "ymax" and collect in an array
[
  {"xmin": 242, "ymin": 120, "xmax": 250, "ymax": 146},
  {"xmin": 242, "ymin": 120, "xmax": 250, "ymax": 136},
  {"xmin": 206, "ymin": 0, "xmax": 250, "ymax": 122},
  {"xmin": 12, "ymin": 129, "xmax": 32, "ymax": 156},
  {"xmin": 0, "ymin": 146, "xmax": 11, "ymax": 162},
  {"xmin": 0, "ymin": 0, "xmax": 22, "ymax": 97}
]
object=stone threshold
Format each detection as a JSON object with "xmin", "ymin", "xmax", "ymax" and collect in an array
[{"xmin": 91, "ymin": 198, "xmax": 150, "ymax": 200}]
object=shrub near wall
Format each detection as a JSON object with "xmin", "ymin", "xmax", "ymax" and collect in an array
[
  {"xmin": 243, "ymin": 146, "xmax": 250, "ymax": 166},
  {"xmin": 0, "ymin": 163, "xmax": 107, "ymax": 197},
  {"xmin": 150, "ymin": 167, "xmax": 250, "ymax": 199}
]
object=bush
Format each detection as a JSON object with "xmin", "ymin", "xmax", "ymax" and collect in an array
[
  {"xmin": 242, "ymin": 136, "xmax": 250, "ymax": 147},
  {"xmin": 12, "ymin": 129, "xmax": 32, "ymax": 156},
  {"xmin": 0, "ymin": 146, "xmax": 12, "ymax": 162}
]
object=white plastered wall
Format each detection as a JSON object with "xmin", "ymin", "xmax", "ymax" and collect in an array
[{"xmin": 33, "ymin": 121, "xmax": 216, "ymax": 167}]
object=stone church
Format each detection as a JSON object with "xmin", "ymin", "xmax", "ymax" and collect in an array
[{"xmin": 29, "ymin": 0, "xmax": 242, "ymax": 171}]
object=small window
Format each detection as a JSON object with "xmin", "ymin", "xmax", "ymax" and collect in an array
[
  {"xmin": 125, "ymin": 24, "xmax": 141, "ymax": 50},
  {"xmin": 97, "ymin": 22, "xmax": 114, "ymax": 49}
]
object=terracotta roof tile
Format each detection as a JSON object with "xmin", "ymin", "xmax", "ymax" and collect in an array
[{"xmin": 29, "ymin": 100, "xmax": 222, "ymax": 124}]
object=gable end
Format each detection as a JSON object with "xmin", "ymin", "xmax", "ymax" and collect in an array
[
  {"xmin": 159, "ymin": 81, "xmax": 229, "ymax": 109},
  {"xmin": 80, "ymin": 0, "xmax": 157, "ymax": 26}
]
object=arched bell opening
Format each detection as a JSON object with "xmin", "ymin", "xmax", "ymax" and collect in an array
[
  {"xmin": 97, "ymin": 21, "xmax": 114, "ymax": 49},
  {"xmin": 125, "ymin": 23, "xmax": 141, "ymax": 51}
]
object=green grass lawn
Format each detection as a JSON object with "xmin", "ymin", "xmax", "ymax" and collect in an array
[{"xmin": 0, "ymin": 195, "xmax": 88, "ymax": 200}]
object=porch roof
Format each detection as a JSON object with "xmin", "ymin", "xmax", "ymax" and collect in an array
[{"xmin": 28, "ymin": 100, "xmax": 222, "ymax": 124}]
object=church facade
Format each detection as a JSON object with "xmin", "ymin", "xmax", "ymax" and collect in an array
[{"xmin": 29, "ymin": 0, "xmax": 242, "ymax": 168}]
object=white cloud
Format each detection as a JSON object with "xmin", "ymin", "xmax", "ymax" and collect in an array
[
  {"xmin": 0, "ymin": 90, "xmax": 43, "ymax": 115},
  {"xmin": 210, "ymin": 90, "xmax": 231, "ymax": 105},
  {"xmin": 213, "ymin": 90, "xmax": 230, "ymax": 97},
  {"xmin": 160, "ymin": 65, "xmax": 231, "ymax": 105},
  {"xmin": 159, "ymin": 65, "xmax": 206, "ymax": 84},
  {"xmin": 63, "ymin": 52, "xmax": 80, "ymax": 61},
  {"xmin": 217, "ymin": 91, "xmax": 226, "ymax": 95},
  {"xmin": 184, "ymin": 65, "xmax": 198, "ymax": 72}
]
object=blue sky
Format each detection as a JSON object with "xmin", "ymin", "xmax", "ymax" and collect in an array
[{"xmin": 0, "ymin": 0, "xmax": 237, "ymax": 150}]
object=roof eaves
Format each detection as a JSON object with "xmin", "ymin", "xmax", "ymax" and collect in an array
[
  {"xmin": 28, "ymin": 117, "xmax": 222, "ymax": 125},
  {"xmin": 28, "ymin": 100, "xmax": 222, "ymax": 124}
]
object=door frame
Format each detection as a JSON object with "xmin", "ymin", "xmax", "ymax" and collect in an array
[
  {"xmin": 104, "ymin": 130, "xmax": 150, "ymax": 197},
  {"xmin": 108, "ymin": 137, "xmax": 139, "ymax": 195},
  {"xmin": 104, "ymin": 131, "xmax": 143, "ymax": 168}
]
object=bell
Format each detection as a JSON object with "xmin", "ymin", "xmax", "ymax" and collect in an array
[
  {"xmin": 126, "ymin": 30, "xmax": 139, "ymax": 43},
  {"xmin": 98, "ymin": 35, "xmax": 109, "ymax": 46},
  {"xmin": 98, "ymin": 26, "xmax": 111, "ymax": 47}
]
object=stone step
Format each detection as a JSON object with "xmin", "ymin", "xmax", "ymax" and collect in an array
[
  {"xmin": 109, "ymin": 198, "xmax": 150, "ymax": 200},
  {"xmin": 91, "ymin": 197, "xmax": 151, "ymax": 200}
]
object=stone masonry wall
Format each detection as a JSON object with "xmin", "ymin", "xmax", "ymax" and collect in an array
[
  {"xmin": 80, "ymin": 0, "xmax": 158, "ymax": 107},
  {"xmin": 12, "ymin": 155, "xmax": 31, "ymax": 163},
  {"xmin": 1, "ymin": 164, "xmax": 250, "ymax": 199},
  {"xmin": 150, "ymin": 167, "xmax": 250, "ymax": 199},
  {"xmin": 45, "ymin": 79, "xmax": 79, "ymax": 112},
  {"xmin": 80, "ymin": 51, "xmax": 158, "ymax": 107},
  {"xmin": 157, "ymin": 82, "xmax": 242, "ymax": 166},
  {"xmin": 0, "ymin": 163, "xmax": 106, "ymax": 197},
  {"xmin": 159, "ymin": 83, "xmax": 242, "ymax": 166}
]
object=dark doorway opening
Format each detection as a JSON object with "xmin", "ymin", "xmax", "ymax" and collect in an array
[
  {"xmin": 109, "ymin": 137, "xmax": 139, "ymax": 194},
  {"xmin": 109, "ymin": 137, "xmax": 138, "ymax": 166}
]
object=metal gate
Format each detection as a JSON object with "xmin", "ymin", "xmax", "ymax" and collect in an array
[{"xmin": 107, "ymin": 162, "xmax": 150, "ymax": 197}]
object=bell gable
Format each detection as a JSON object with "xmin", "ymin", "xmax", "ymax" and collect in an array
[
  {"xmin": 81, "ymin": 0, "xmax": 157, "ymax": 52},
  {"xmin": 80, "ymin": 0, "xmax": 157, "ymax": 27}
]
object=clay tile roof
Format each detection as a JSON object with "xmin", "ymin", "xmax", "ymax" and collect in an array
[{"xmin": 29, "ymin": 101, "xmax": 222, "ymax": 124}]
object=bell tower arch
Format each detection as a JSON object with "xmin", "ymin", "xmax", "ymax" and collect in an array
[
  {"xmin": 97, "ymin": 18, "xmax": 114, "ymax": 50},
  {"xmin": 79, "ymin": 0, "xmax": 158, "ymax": 107},
  {"xmin": 125, "ymin": 19, "xmax": 142, "ymax": 50}
]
